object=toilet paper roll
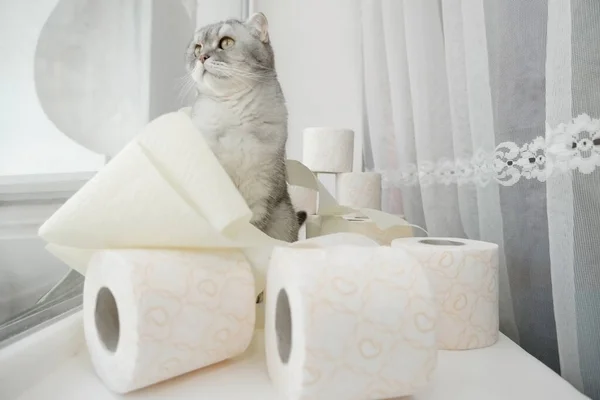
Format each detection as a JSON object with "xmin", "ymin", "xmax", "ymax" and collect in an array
[
  {"xmin": 306, "ymin": 215, "xmax": 413, "ymax": 245},
  {"xmin": 336, "ymin": 172, "xmax": 382, "ymax": 210},
  {"xmin": 288, "ymin": 185, "xmax": 317, "ymax": 215},
  {"xmin": 84, "ymin": 249, "xmax": 255, "ymax": 394},
  {"xmin": 265, "ymin": 238, "xmax": 437, "ymax": 400},
  {"xmin": 302, "ymin": 128, "xmax": 354, "ymax": 173},
  {"xmin": 257, "ymin": 233, "xmax": 378, "ymax": 329},
  {"xmin": 392, "ymin": 237, "xmax": 499, "ymax": 350}
]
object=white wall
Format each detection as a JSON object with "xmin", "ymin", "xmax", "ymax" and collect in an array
[
  {"xmin": 0, "ymin": 0, "xmax": 200, "ymax": 177},
  {"xmin": 149, "ymin": 0, "xmax": 198, "ymax": 120},
  {"xmin": 252, "ymin": 0, "xmax": 364, "ymax": 171},
  {"xmin": 196, "ymin": 0, "xmax": 246, "ymax": 26}
]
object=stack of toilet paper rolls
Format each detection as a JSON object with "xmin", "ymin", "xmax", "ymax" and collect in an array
[
  {"xmin": 289, "ymin": 127, "xmax": 412, "ymax": 243},
  {"xmin": 83, "ymin": 233, "xmax": 500, "ymax": 397}
]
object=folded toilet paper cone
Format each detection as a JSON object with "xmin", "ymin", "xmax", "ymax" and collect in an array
[
  {"xmin": 265, "ymin": 234, "xmax": 437, "ymax": 400},
  {"xmin": 392, "ymin": 237, "xmax": 499, "ymax": 350},
  {"xmin": 84, "ymin": 249, "xmax": 255, "ymax": 394}
]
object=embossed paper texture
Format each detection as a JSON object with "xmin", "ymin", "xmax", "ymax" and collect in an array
[
  {"xmin": 336, "ymin": 172, "xmax": 382, "ymax": 210},
  {"xmin": 84, "ymin": 249, "xmax": 255, "ymax": 394},
  {"xmin": 265, "ymin": 239, "xmax": 437, "ymax": 400},
  {"xmin": 392, "ymin": 238, "xmax": 499, "ymax": 350},
  {"xmin": 302, "ymin": 127, "xmax": 354, "ymax": 173}
]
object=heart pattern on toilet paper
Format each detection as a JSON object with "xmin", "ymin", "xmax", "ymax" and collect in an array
[
  {"xmin": 393, "ymin": 238, "xmax": 499, "ymax": 350},
  {"xmin": 84, "ymin": 249, "xmax": 256, "ymax": 393},
  {"xmin": 266, "ymin": 243, "xmax": 438, "ymax": 399}
]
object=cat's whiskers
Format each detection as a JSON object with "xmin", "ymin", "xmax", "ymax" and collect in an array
[
  {"xmin": 212, "ymin": 64, "xmax": 273, "ymax": 84},
  {"xmin": 226, "ymin": 65, "xmax": 275, "ymax": 80},
  {"xmin": 208, "ymin": 65, "xmax": 266, "ymax": 89},
  {"xmin": 205, "ymin": 64, "xmax": 253, "ymax": 91},
  {"xmin": 242, "ymin": 59, "xmax": 275, "ymax": 73},
  {"xmin": 177, "ymin": 64, "xmax": 200, "ymax": 103}
]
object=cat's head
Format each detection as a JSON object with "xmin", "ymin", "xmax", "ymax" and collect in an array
[{"xmin": 185, "ymin": 13, "xmax": 275, "ymax": 96}]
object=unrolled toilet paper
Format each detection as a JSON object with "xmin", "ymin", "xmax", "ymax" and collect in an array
[
  {"xmin": 306, "ymin": 215, "xmax": 413, "ymax": 245},
  {"xmin": 288, "ymin": 185, "xmax": 317, "ymax": 215},
  {"xmin": 39, "ymin": 108, "xmax": 419, "ymax": 297},
  {"xmin": 336, "ymin": 172, "xmax": 382, "ymax": 210},
  {"xmin": 265, "ymin": 234, "xmax": 437, "ymax": 400},
  {"xmin": 284, "ymin": 160, "xmax": 423, "ymax": 238},
  {"xmin": 392, "ymin": 237, "xmax": 499, "ymax": 350},
  {"xmin": 38, "ymin": 109, "xmax": 286, "ymax": 295},
  {"xmin": 84, "ymin": 249, "xmax": 255, "ymax": 393},
  {"xmin": 302, "ymin": 127, "xmax": 354, "ymax": 173}
]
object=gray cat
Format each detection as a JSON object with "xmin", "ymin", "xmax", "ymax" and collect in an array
[{"xmin": 185, "ymin": 13, "xmax": 306, "ymax": 242}]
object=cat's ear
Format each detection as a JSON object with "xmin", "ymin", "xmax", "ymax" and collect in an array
[{"xmin": 245, "ymin": 12, "xmax": 269, "ymax": 43}]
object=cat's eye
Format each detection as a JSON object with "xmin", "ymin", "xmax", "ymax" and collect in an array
[
  {"xmin": 194, "ymin": 44, "xmax": 202, "ymax": 57},
  {"xmin": 219, "ymin": 37, "xmax": 235, "ymax": 49}
]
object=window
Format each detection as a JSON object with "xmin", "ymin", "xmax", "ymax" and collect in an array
[{"xmin": 0, "ymin": 0, "xmax": 245, "ymax": 346}]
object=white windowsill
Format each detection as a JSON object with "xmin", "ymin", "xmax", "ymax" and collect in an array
[
  {"xmin": 0, "ymin": 171, "xmax": 95, "ymax": 194},
  {"xmin": 0, "ymin": 310, "xmax": 588, "ymax": 400}
]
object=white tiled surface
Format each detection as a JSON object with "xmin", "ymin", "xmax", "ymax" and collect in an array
[{"xmin": 0, "ymin": 311, "xmax": 588, "ymax": 400}]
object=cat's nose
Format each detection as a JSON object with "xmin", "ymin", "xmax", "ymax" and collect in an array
[{"xmin": 200, "ymin": 54, "xmax": 210, "ymax": 64}]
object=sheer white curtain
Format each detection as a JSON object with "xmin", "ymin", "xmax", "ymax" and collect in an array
[{"xmin": 361, "ymin": 0, "xmax": 600, "ymax": 398}]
